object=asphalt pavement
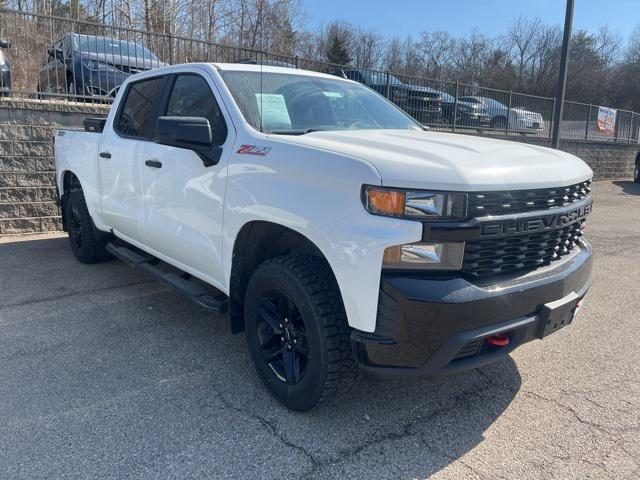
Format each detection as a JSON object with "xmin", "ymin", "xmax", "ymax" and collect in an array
[{"xmin": 0, "ymin": 180, "xmax": 638, "ymax": 479}]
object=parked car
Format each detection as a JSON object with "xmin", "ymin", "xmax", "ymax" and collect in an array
[
  {"xmin": 340, "ymin": 68, "xmax": 442, "ymax": 123},
  {"xmin": 459, "ymin": 96, "xmax": 544, "ymax": 132},
  {"xmin": 0, "ymin": 39, "xmax": 11, "ymax": 97},
  {"xmin": 55, "ymin": 63, "xmax": 593, "ymax": 411},
  {"xmin": 37, "ymin": 33, "xmax": 165, "ymax": 99},
  {"xmin": 438, "ymin": 91, "xmax": 490, "ymax": 127}
]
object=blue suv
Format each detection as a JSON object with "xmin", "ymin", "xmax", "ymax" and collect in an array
[{"xmin": 37, "ymin": 33, "xmax": 165, "ymax": 99}]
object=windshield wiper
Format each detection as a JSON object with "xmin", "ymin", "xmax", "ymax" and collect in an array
[{"xmin": 267, "ymin": 128, "xmax": 324, "ymax": 135}]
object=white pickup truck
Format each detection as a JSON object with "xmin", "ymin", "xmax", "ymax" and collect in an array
[{"xmin": 55, "ymin": 63, "xmax": 594, "ymax": 411}]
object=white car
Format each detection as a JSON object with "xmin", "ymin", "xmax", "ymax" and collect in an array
[
  {"xmin": 459, "ymin": 96, "xmax": 544, "ymax": 132},
  {"xmin": 55, "ymin": 63, "xmax": 593, "ymax": 410}
]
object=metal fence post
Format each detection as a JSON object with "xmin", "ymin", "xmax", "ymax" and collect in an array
[
  {"xmin": 294, "ymin": 55, "xmax": 298, "ymax": 68},
  {"xmin": 585, "ymin": 104, "xmax": 592, "ymax": 140},
  {"xmin": 507, "ymin": 90, "xmax": 513, "ymax": 135},
  {"xmin": 614, "ymin": 111, "xmax": 620, "ymax": 142},
  {"xmin": 168, "ymin": 33, "xmax": 174, "ymax": 65},
  {"xmin": 549, "ymin": 98, "xmax": 556, "ymax": 141},
  {"xmin": 453, "ymin": 81, "xmax": 459, "ymax": 132},
  {"xmin": 385, "ymin": 69, "xmax": 391, "ymax": 99}
]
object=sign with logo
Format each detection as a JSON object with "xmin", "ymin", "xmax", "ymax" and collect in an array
[{"xmin": 596, "ymin": 106, "xmax": 617, "ymax": 135}]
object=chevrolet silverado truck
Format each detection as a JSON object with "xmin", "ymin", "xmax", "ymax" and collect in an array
[{"xmin": 55, "ymin": 63, "xmax": 594, "ymax": 411}]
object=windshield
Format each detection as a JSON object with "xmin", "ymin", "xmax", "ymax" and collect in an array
[
  {"xmin": 220, "ymin": 71, "xmax": 422, "ymax": 134},
  {"xmin": 440, "ymin": 92, "xmax": 455, "ymax": 103},
  {"xmin": 75, "ymin": 36, "xmax": 158, "ymax": 60},
  {"xmin": 363, "ymin": 71, "xmax": 401, "ymax": 85}
]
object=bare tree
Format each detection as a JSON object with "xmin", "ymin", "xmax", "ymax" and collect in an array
[
  {"xmin": 506, "ymin": 15, "xmax": 543, "ymax": 89},
  {"xmin": 417, "ymin": 31, "xmax": 454, "ymax": 80}
]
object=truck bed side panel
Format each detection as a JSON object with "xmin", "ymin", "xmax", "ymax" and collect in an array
[{"xmin": 54, "ymin": 130, "xmax": 108, "ymax": 230}]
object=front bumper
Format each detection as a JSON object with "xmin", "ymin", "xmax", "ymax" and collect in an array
[
  {"xmin": 516, "ymin": 118, "xmax": 544, "ymax": 131},
  {"xmin": 352, "ymin": 241, "xmax": 592, "ymax": 380},
  {"xmin": 456, "ymin": 113, "xmax": 490, "ymax": 127},
  {"xmin": 74, "ymin": 67, "xmax": 129, "ymax": 97},
  {"xmin": 404, "ymin": 105, "xmax": 442, "ymax": 122}
]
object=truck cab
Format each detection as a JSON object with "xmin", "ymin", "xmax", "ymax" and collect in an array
[{"xmin": 55, "ymin": 63, "xmax": 593, "ymax": 411}]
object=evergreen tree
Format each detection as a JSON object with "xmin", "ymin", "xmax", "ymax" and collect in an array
[{"xmin": 326, "ymin": 33, "xmax": 351, "ymax": 65}]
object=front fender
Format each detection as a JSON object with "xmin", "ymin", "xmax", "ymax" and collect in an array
[{"xmin": 312, "ymin": 211, "xmax": 422, "ymax": 332}]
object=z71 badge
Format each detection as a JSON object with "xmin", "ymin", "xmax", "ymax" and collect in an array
[{"xmin": 236, "ymin": 145, "xmax": 272, "ymax": 156}]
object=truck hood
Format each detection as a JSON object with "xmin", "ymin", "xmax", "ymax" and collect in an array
[
  {"xmin": 79, "ymin": 51, "xmax": 166, "ymax": 71},
  {"xmin": 273, "ymin": 129, "xmax": 593, "ymax": 191}
]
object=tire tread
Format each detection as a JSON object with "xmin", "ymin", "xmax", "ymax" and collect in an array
[{"xmin": 249, "ymin": 254, "xmax": 356, "ymax": 409}]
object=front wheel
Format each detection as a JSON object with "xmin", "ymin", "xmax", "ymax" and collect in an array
[
  {"xmin": 491, "ymin": 116, "xmax": 508, "ymax": 131},
  {"xmin": 244, "ymin": 255, "xmax": 354, "ymax": 411}
]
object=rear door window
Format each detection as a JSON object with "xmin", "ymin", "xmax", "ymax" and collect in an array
[
  {"xmin": 115, "ymin": 76, "xmax": 164, "ymax": 139},
  {"xmin": 165, "ymin": 74, "xmax": 228, "ymax": 145}
]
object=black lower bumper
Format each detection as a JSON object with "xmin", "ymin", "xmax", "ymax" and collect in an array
[{"xmin": 352, "ymin": 242, "xmax": 593, "ymax": 380}]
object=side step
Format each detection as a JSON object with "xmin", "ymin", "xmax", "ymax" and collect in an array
[{"xmin": 106, "ymin": 242, "xmax": 229, "ymax": 314}]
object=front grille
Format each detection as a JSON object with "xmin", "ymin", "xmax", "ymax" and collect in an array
[
  {"xmin": 115, "ymin": 65, "xmax": 149, "ymax": 75},
  {"xmin": 463, "ymin": 221, "xmax": 584, "ymax": 277},
  {"xmin": 468, "ymin": 181, "xmax": 591, "ymax": 217}
]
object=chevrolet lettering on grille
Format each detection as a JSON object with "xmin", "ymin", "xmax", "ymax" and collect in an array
[{"xmin": 480, "ymin": 202, "xmax": 592, "ymax": 238}]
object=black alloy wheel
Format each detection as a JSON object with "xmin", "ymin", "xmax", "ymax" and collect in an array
[
  {"xmin": 244, "ymin": 255, "xmax": 354, "ymax": 411},
  {"xmin": 257, "ymin": 289, "xmax": 309, "ymax": 384},
  {"xmin": 68, "ymin": 203, "xmax": 83, "ymax": 250}
]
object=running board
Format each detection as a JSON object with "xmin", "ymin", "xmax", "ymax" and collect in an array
[{"xmin": 106, "ymin": 242, "xmax": 229, "ymax": 314}]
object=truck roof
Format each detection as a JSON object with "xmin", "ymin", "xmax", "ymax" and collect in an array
[{"xmin": 134, "ymin": 62, "xmax": 349, "ymax": 83}]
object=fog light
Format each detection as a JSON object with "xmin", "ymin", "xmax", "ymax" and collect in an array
[{"xmin": 382, "ymin": 242, "xmax": 465, "ymax": 270}]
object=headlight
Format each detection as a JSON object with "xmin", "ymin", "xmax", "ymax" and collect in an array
[
  {"xmin": 83, "ymin": 61, "xmax": 118, "ymax": 72},
  {"xmin": 382, "ymin": 242, "xmax": 465, "ymax": 270},
  {"xmin": 362, "ymin": 185, "xmax": 466, "ymax": 220}
]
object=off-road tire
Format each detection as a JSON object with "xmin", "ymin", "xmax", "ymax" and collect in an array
[
  {"xmin": 65, "ymin": 190, "xmax": 111, "ymax": 264},
  {"xmin": 244, "ymin": 254, "xmax": 355, "ymax": 411}
]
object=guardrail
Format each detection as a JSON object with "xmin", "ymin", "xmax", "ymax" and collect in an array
[{"xmin": 1, "ymin": 7, "xmax": 638, "ymax": 143}]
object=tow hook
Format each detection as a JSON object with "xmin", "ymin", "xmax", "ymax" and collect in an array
[{"xmin": 485, "ymin": 333, "xmax": 510, "ymax": 347}]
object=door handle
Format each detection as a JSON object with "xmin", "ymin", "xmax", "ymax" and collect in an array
[
  {"xmin": 145, "ymin": 159, "xmax": 162, "ymax": 168},
  {"xmin": 99, "ymin": 151, "xmax": 111, "ymax": 159}
]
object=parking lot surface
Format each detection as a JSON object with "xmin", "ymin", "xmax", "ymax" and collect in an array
[{"xmin": 0, "ymin": 180, "xmax": 638, "ymax": 480}]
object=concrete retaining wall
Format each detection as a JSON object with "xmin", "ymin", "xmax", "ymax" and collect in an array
[
  {"xmin": 0, "ymin": 99, "xmax": 638, "ymax": 235},
  {"xmin": 0, "ymin": 99, "xmax": 108, "ymax": 235}
]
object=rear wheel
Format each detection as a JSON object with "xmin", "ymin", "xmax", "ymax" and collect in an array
[
  {"xmin": 244, "ymin": 255, "xmax": 354, "ymax": 411},
  {"xmin": 65, "ymin": 190, "xmax": 111, "ymax": 264}
]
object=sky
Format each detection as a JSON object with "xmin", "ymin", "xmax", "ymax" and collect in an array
[{"xmin": 303, "ymin": 0, "xmax": 639, "ymax": 42}]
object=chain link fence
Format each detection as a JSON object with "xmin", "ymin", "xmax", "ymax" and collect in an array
[{"xmin": 1, "ymin": 7, "xmax": 638, "ymax": 143}]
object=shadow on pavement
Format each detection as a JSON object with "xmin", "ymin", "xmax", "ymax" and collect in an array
[
  {"xmin": 612, "ymin": 180, "xmax": 640, "ymax": 195},
  {"xmin": 0, "ymin": 236, "xmax": 522, "ymax": 479}
]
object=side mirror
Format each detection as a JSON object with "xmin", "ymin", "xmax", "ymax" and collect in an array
[
  {"xmin": 154, "ymin": 116, "xmax": 212, "ymax": 150},
  {"xmin": 0, "ymin": 40, "xmax": 11, "ymax": 49},
  {"xmin": 154, "ymin": 116, "xmax": 221, "ymax": 167},
  {"xmin": 47, "ymin": 47, "xmax": 63, "ymax": 60}
]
